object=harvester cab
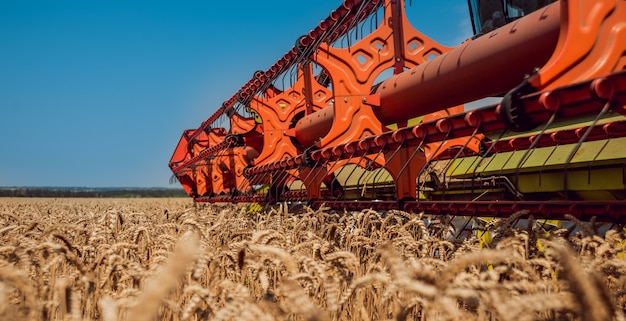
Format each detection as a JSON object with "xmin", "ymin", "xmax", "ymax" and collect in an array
[{"xmin": 468, "ymin": 0, "xmax": 557, "ymax": 35}]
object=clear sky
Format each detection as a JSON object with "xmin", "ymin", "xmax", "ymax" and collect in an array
[{"xmin": 0, "ymin": 0, "xmax": 472, "ymax": 188}]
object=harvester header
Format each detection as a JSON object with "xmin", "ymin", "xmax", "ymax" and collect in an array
[{"xmin": 170, "ymin": 0, "xmax": 626, "ymax": 223}]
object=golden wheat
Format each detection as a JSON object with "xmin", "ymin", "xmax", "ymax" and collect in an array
[{"xmin": 0, "ymin": 197, "xmax": 625, "ymax": 320}]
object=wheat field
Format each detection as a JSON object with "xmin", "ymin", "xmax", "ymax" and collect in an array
[{"xmin": 0, "ymin": 197, "xmax": 625, "ymax": 321}]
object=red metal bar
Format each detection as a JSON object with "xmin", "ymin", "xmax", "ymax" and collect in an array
[
  {"xmin": 294, "ymin": 107, "xmax": 335, "ymax": 148},
  {"xmin": 486, "ymin": 120, "xmax": 626, "ymax": 153},
  {"xmin": 303, "ymin": 63, "xmax": 314, "ymax": 115},
  {"xmin": 389, "ymin": 0, "xmax": 405, "ymax": 75},
  {"xmin": 372, "ymin": 2, "xmax": 561, "ymax": 125}
]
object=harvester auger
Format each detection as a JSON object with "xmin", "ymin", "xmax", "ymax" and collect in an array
[{"xmin": 170, "ymin": 0, "xmax": 626, "ymax": 224}]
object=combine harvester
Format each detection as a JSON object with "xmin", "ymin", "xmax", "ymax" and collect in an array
[{"xmin": 170, "ymin": 0, "xmax": 626, "ymax": 224}]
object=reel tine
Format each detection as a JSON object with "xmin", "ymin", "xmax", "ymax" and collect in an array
[
  {"xmin": 327, "ymin": 163, "xmax": 345, "ymax": 201},
  {"xmin": 372, "ymin": 165, "xmax": 394, "ymax": 199},
  {"xmin": 469, "ymin": 128, "xmax": 508, "ymax": 195},
  {"xmin": 271, "ymin": 168, "xmax": 290, "ymax": 202},
  {"xmin": 416, "ymin": 131, "xmax": 452, "ymax": 196},
  {"xmin": 563, "ymin": 99, "xmax": 613, "ymax": 198},
  {"xmin": 285, "ymin": 169, "xmax": 303, "ymax": 198},
  {"xmin": 249, "ymin": 170, "xmax": 271, "ymax": 199},
  {"xmin": 336, "ymin": 139, "xmax": 386, "ymax": 200},
  {"xmin": 307, "ymin": 157, "xmax": 334, "ymax": 199},
  {"xmin": 368, "ymin": 143, "xmax": 402, "ymax": 198},
  {"xmin": 235, "ymin": 170, "xmax": 252, "ymax": 196},
  {"xmin": 513, "ymin": 112, "xmax": 558, "ymax": 190},
  {"xmin": 396, "ymin": 135, "xmax": 426, "ymax": 180},
  {"xmin": 352, "ymin": 146, "xmax": 375, "ymax": 198},
  {"xmin": 341, "ymin": 146, "xmax": 374, "ymax": 200},
  {"xmin": 441, "ymin": 126, "xmax": 482, "ymax": 199},
  {"xmin": 260, "ymin": 171, "xmax": 274, "ymax": 199},
  {"xmin": 295, "ymin": 161, "xmax": 310, "ymax": 201},
  {"xmin": 355, "ymin": 142, "xmax": 386, "ymax": 198},
  {"xmin": 244, "ymin": 168, "xmax": 260, "ymax": 194},
  {"xmin": 377, "ymin": 136, "xmax": 405, "ymax": 164},
  {"xmin": 249, "ymin": 170, "xmax": 266, "ymax": 196},
  {"xmin": 412, "ymin": 129, "xmax": 463, "ymax": 231},
  {"xmin": 327, "ymin": 148, "xmax": 358, "ymax": 200},
  {"xmin": 299, "ymin": 155, "xmax": 322, "ymax": 197},
  {"xmin": 277, "ymin": 168, "xmax": 298, "ymax": 196},
  {"xmin": 587, "ymin": 138, "xmax": 610, "ymax": 184}
]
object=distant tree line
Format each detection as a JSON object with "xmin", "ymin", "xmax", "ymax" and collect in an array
[{"xmin": 0, "ymin": 188, "xmax": 188, "ymax": 198}]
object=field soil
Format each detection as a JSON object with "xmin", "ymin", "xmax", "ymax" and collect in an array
[{"xmin": 0, "ymin": 197, "xmax": 625, "ymax": 321}]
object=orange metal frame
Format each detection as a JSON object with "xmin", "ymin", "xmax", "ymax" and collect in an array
[{"xmin": 169, "ymin": 0, "xmax": 626, "ymax": 213}]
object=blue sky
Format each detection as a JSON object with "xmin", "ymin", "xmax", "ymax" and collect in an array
[{"xmin": 0, "ymin": 0, "xmax": 472, "ymax": 188}]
